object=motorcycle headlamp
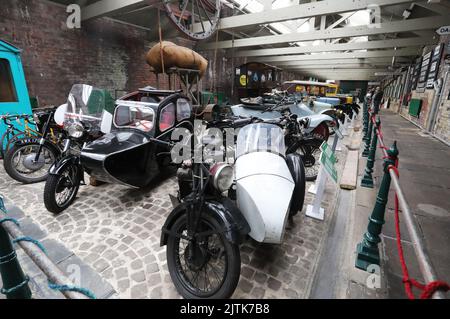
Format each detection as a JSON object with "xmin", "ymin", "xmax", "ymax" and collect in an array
[
  {"xmin": 67, "ymin": 122, "xmax": 84, "ymax": 138},
  {"xmin": 210, "ymin": 163, "xmax": 234, "ymax": 193}
]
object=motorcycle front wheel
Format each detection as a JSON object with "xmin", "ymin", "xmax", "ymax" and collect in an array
[
  {"xmin": 166, "ymin": 214, "xmax": 241, "ymax": 299},
  {"xmin": 44, "ymin": 165, "xmax": 80, "ymax": 214},
  {"xmin": 3, "ymin": 140, "xmax": 59, "ymax": 184},
  {"xmin": 293, "ymin": 140, "xmax": 323, "ymax": 181}
]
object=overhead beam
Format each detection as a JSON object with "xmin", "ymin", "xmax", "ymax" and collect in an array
[
  {"xmin": 217, "ymin": 0, "xmax": 414, "ymax": 30},
  {"xmin": 233, "ymin": 37, "xmax": 434, "ymax": 57},
  {"xmin": 254, "ymin": 48, "xmax": 421, "ymax": 63},
  {"xmin": 82, "ymin": 0, "xmax": 146, "ymax": 21},
  {"xmin": 199, "ymin": 16, "xmax": 447, "ymax": 50},
  {"xmin": 326, "ymin": 12, "xmax": 356, "ymax": 30},
  {"xmin": 280, "ymin": 64, "xmax": 394, "ymax": 72},
  {"xmin": 297, "ymin": 74, "xmax": 382, "ymax": 81},
  {"xmin": 278, "ymin": 63, "xmax": 407, "ymax": 69},
  {"xmin": 295, "ymin": 69, "xmax": 388, "ymax": 74},
  {"xmin": 297, "ymin": 71, "xmax": 384, "ymax": 79},
  {"xmin": 273, "ymin": 57, "xmax": 411, "ymax": 66}
]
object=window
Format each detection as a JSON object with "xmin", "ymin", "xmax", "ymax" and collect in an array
[
  {"xmin": 114, "ymin": 103, "xmax": 155, "ymax": 132},
  {"xmin": 0, "ymin": 58, "xmax": 18, "ymax": 102},
  {"xmin": 159, "ymin": 103, "xmax": 175, "ymax": 132},
  {"xmin": 177, "ymin": 98, "xmax": 191, "ymax": 121}
]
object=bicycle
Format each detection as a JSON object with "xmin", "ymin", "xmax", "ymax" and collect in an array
[
  {"xmin": 0, "ymin": 114, "xmax": 40, "ymax": 158},
  {"xmin": 0, "ymin": 113, "xmax": 60, "ymax": 159}
]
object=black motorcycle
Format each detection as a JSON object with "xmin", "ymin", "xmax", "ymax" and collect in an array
[{"xmin": 43, "ymin": 86, "xmax": 106, "ymax": 213}]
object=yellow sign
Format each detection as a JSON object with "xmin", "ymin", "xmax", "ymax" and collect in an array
[
  {"xmin": 239, "ymin": 75, "xmax": 248, "ymax": 86},
  {"xmin": 295, "ymin": 85, "xmax": 305, "ymax": 92}
]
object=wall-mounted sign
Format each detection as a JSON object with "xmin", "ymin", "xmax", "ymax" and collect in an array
[
  {"xmin": 239, "ymin": 75, "xmax": 248, "ymax": 86},
  {"xmin": 411, "ymin": 57, "xmax": 422, "ymax": 91},
  {"xmin": 436, "ymin": 25, "xmax": 450, "ymax": 36},
  {"xmin": 416, "ymin": 51, "xmax": 432, "ymax": 91},
  {"xmin": 426, "ymin": 43, "xmax": 444, "ymax": 89}
]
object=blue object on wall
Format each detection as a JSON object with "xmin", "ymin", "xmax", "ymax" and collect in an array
[{"xmin": 0, "ymin": 40, "xmax": 33, "ymax": 137}]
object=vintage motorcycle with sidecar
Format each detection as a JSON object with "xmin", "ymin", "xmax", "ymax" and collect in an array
[
  {"xmin": 230, "ymin": 92, "xmax": 336, "ymax": 141},
  {"xmin": 159, "ymin": 121, "xmax": 306, "ymax": 299},
  {"xmin": 215, "ymin": 94, "xmax": 327, "ymax": 181},
  {"xmin": 43, "ymin": 84, "xmax": 194, "ymax": 213}
]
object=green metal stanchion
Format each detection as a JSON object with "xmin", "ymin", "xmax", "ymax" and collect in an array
[
  {"xmin": 361, "ymin": 118, "xmax": 380, "ymax": 188},
  {"xmin": 362, "ymin": 113, "xmax": 373, "ymax": 157},
  {"xmin": 0, "ymin": 211, "xmax": 32, "ymax": 299},
  {"xmin": 356, "ymin": 142, "xmax": 399, "ymax": 271},
  {"xmin": 362, "ymin": 101, "xmax": 368, "ymax": 138}
]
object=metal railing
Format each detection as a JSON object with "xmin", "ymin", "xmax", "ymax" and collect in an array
[
  {"xmin": 0, "ymin": 197, "xmax": 94, "ymax": 299},
  {"xmin": 355, "ymin": 100, "xmax": 447, "ymax": 299}
]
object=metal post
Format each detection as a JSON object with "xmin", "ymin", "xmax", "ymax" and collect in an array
[
  {"xmin": 356, "ymin": 142, "xmax": 398, "ymax": 271},
  {"xmin": 0, "ymin": 201, "xmax": 89, "ymax": 299},
  {"xmin": 361, "ymin": 118, "xmax": 380, "ymax": 188},
  {"xmin": 362, "ymin": 113, "xmax": 373, "ymax": 157},
  {"xmin": 362, "ymin": 100, "xmax": 368, "ymax": 138},
  {"xmin": 0, "ymin": 223, "xmax": 32, "ymax": 299}
]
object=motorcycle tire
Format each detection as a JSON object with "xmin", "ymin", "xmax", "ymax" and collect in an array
[
  {"xmin": 294, "ymin": 139, "xmax": 323, "ymax": 182},
  {"xmin": 44, "ymin": 165, "xmax": 81, "ymax": 214},
  {"xmin": 166, "ymin": 214, "xmax": 241, "ymax": 299},
  {"xmin": 3, "ymin": 139, "xmax": 59, "ymax": 184},
  {"xmin": 286, "ymin": 154, "xmax": 306, "ymax": 217}
]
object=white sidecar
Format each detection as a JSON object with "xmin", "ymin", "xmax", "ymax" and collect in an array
[{"xmin": 235, "ymin": 123, "xmax": 295, "ymax": 244}]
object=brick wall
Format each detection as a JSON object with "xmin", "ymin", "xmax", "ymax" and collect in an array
[{"xmin": 0, "ymin": 0, "xmax": 165, "ymax": 107}]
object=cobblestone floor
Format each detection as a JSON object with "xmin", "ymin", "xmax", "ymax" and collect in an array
[{"xmin": 0, "ymin": 142, "xmax": 346, "ymax": 299}]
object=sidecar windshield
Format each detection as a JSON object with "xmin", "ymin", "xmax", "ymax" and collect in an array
[
  {"xmin": 64, "ymin": 84, "xmax": 115, "ymax": 130},
  {"xmin": 236, "ymin": 123, "xmax": 285, "ymax": 158}
]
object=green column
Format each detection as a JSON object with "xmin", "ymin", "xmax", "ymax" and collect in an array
[
  {"xmin": 0, "ymin": 223, "xmax": 32, "ymax": 299},
  {"xmin": 0, "ymin": 198, "xmax": 32, "ymax": 299},
  {"xmin": 362, "ymin": 100, "xmax": 368, "ymax": 138},
  {"xmin": 361, "ymin": 118, "xmax": 381, "ymax": 188},
  {"xmin": 356, "ymin": 142, "xmax": 399, "ymax": 271},
  {"xmin": 362, "ymin": 113, "xmax": 373, "ymax": 157}
]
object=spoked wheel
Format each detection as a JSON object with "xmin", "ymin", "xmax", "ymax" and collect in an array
[
  {"xmin": 44, "ymin": 165, "xmax": 80, "ymax": 214},
  {"xmin": 3, "ymin": 141, "xmax": 58, "ymax": 184},
  {"xmin": 163, "ymin": 0, "xmax": 221, "ymax": 40},
  {"xmin": 295, "ymin": 140, "xmax": 323, "ymax": 181},
  {"xmin": 166, "ymin": 214, "xmax": 240, "ymax": 299}
]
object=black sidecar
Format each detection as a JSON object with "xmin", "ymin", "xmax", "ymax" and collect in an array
[{"xmin": 81, "ymin": 87, "xmax": 194, "ymax": 188}]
